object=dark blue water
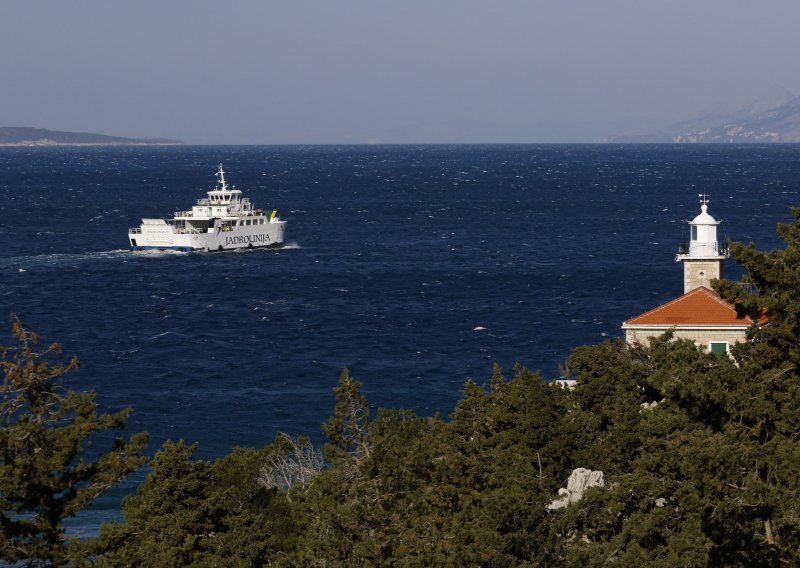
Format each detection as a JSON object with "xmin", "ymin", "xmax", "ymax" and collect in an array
[{"xmin": 1, "ymin": 144, "xmax": 799, "ymax": 533}]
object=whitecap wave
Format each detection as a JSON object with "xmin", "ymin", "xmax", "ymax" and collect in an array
[
  {"xmin": 129, "ymin": 249, "xmax": 189, "ymax": 258},
  {"xmin": 0, "ymin": 249, "xmax": 134, "ymax": 270},
  {"xmin": 148, "ymin": 331, "xmax": 189, "ymax": 340}
]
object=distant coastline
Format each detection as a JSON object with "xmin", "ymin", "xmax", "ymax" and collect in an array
[{"xmin": 0, "ymin": 127, "xmax": 182, "ymax": 147}]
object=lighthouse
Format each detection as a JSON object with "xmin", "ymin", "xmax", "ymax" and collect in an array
[
  {"xmin": 623, "ymin": 195, "xmax": 763, "ymax": 353},
  {"xmin": 675, "ymin": 194, "xmax": 729, "ymax": 293}
]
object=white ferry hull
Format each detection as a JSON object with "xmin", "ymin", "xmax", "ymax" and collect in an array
[
  {"xmin": 128, "ymin": 165, "xmax": 288, "ymax": 252},
  {"xmin": 129, "ymin": 220, "xmax": 287, "ymax": 252}
]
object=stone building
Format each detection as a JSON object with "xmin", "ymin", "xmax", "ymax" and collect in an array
[
  {"xmin": 622, "ymin": 285, "xmax": 766, "ymax": 354},
  {"xmin": 622, "ymin": 196, "xmax": 767, "ymax": 354}
]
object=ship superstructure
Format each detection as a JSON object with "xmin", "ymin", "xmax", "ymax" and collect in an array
[{"xmin": 128, "ymin": 165, "xmax": 286, "ymax": 251}]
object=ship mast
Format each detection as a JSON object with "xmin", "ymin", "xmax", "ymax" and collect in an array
[{"xmin": 215, "ymin": 164, "xmax": 229, "ymax": 191}]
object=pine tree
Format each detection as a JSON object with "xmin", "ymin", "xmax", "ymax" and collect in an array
[
  {"xmin": 322, "ymin": 368, "xmax": 371, "ymax": 464},
  {"xmin": 0, "ymin": 317, "xmax": 148, "ymax": 565},
  {"xmin": 711, "ymin": 208, "xmax": 800, "ymax": 562},
  {"xmin": 95, "ymin": 440, "xmax": 275, "ymax": 566}
]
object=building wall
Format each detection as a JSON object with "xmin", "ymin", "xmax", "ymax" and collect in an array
[
  {"xmin": 683, "ymin": 259, "xmax": 724, "ymax": 293},
  {"xmin": 624, "ymin": 327, "xmax": 748, "ymax": 350}
]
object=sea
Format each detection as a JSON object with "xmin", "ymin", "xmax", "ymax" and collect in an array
[{"xmin": 1, "ymin": 143, "xmax": 799, "ymax": 534}]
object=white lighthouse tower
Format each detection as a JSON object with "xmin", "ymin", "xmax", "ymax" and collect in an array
[{"xmin": 675, "ymin": 194, "xmax": 729, "ymax": 293}]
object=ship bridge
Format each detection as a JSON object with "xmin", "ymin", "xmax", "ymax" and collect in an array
[
  {"xmin": 207, "ymin": 164, "xmax": 242, "ymax": 204},
  {"xmin": 183, "ymin": 165, "xmax": 255, "ymax": 219}
]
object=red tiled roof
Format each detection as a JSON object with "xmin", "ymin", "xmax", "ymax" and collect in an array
[{"xmin": 624, "ymin": 286, "xmax": 768, "ymax": 326}]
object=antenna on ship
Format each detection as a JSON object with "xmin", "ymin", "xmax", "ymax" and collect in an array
[{"xmin": 216, "ymin": 164, "xmax": 228, "ymax": 190}]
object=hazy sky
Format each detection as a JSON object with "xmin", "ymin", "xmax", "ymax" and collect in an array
[{"xmin": 2, "ymin": 1, "xmax": 800, "ymax": 144}]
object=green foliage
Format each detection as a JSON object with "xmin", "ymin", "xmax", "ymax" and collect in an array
[
  {"xmin": 0, "ymin": 317, "xmax": 148, "ymax": 566},
  {"xmin": 92, "ymin": 432, "xmax": 319, "ymax": 564},
  {"xmin": 435, "ymin": 363, "xmax": 575, "ymax": 565},
  {"xmin": 211, "ymin": 445, "xmax": 275, "ymax": 512},
  {"xmin": 322, "ymin": 367, "xmax": 372, "ymax": 464},
  {"xmin": 556, "ymin": 322, "xmax": 800, "ymax": 564},
  {"xmin": 94, "ymin": 440, "xmax": 274, "ymax": 566},
  {"xmin": 290, "ymin": 364, "xmax": 578, "ymax": 565},
  {"xmin": 567, "ymin": 339, "xmax": 657, "ymax": 473}
]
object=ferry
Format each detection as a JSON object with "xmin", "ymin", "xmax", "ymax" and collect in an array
[{"xmin": 128, "ymin": 165, "xmax": 287, "ymax": 251}]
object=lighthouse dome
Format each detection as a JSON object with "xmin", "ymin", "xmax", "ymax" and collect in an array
[{"xmin": 691, "ymin": 203, "xmax": 719, "ymax": 226}]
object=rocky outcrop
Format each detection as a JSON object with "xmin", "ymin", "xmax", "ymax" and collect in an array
[{"xmin": 547, "ymin": 468, "xmax": 605, "ymax": 511}]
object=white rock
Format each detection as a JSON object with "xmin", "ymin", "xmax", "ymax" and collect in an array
[{"xmin": 547, "ymin": 468, "xmax": 605, "ymax": 511}]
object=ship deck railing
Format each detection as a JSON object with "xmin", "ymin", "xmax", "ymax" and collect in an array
[
  {"xmin": 130, "ymin": 226, "xmax": 204, "ymax": 235},
  {"xmin": 172, "ymin": 227, "xmax": 206, "ymax": 234}
]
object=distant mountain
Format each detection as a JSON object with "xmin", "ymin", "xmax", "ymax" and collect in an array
[
  {"xmin": 0, "ymin": 127, "xmax": 182, "ymax": 146},
  {"xmin": 612, "ymin": 85, "xmax": 800, "ymax": 143}
]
